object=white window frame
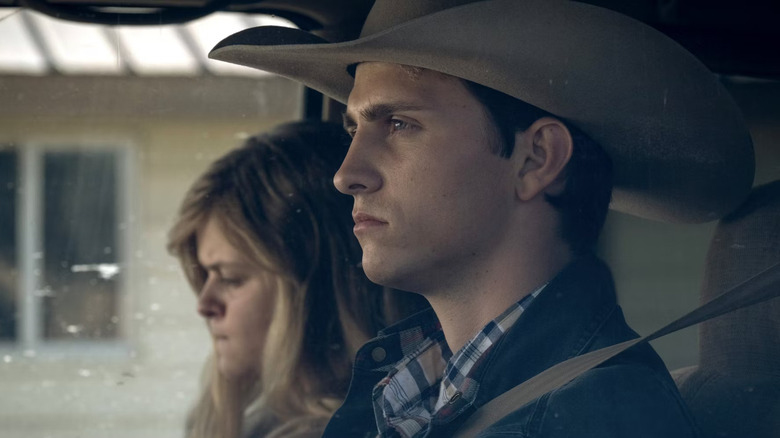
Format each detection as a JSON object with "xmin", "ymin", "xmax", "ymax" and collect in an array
[{"xmin": 1, "ymin": 140, "xmax": 136, "ymax": 359}]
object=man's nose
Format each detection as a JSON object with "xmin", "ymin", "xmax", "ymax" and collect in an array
[
  {"xmin": 333, "ymin": 133, "xmax": 382, "ymax": 196},
  {"xmin": 197, "ymin": 283, "xmax": 224, "ymax": 319}
]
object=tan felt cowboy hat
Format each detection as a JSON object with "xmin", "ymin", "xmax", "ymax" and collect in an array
[{"xmin": 209, "ymin": 0, "xmax": 755, "ymax": 223}]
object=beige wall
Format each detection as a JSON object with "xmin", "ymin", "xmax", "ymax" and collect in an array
[{"xmin": 0, "ymin": 74, "xmax": 301, "ymax": 438}]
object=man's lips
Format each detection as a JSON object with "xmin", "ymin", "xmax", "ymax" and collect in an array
[{"xmin": 353, "ymin": 212, "xmax": 387, "ymax": 232}]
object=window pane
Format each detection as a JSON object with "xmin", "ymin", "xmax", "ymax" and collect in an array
[
  {"xmin": 42, "ymin": 150, "xmax": 120, "ymax": 340},
  {"xmin": 0, "ymin": 147, "xmax": 17, "ymax": 340}
]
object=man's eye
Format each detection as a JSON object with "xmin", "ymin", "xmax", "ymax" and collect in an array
[{"xmin": 390, "ymin": 119, "xmax": 410, "ymax": 132}]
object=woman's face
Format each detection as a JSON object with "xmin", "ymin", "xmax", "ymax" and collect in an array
[{"xmin": 195, "ymin": 215, "xmax": 277, "ymax": 379}]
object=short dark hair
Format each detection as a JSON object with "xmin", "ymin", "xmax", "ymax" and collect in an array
[{"xmin": 462, "ymin": 81, "xmax": 613, "ymax": 254}]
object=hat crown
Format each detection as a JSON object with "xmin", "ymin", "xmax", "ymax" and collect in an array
[
  {"xmin": 360, "ymin": 0, "xmax": 480, "ymax": 37},
  {"xmin": 210, "ymin": 0, "xmax": 754, "ymax": 223}
]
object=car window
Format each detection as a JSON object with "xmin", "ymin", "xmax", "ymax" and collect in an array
[{"xmin": 0, "ymin": 8, "xmax": 302, "ymax": 437}]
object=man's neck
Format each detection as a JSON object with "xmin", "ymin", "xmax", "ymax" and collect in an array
[{"xmin": 426, "ymin": 245, "xmax": 573, "ymax": 353}]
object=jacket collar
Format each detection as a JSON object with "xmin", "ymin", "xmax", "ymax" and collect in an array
[
  {"xmin": 371, "ymin": 255, "xmax": 626, "ymax": 395},
  {"xmin": 470, "ymin": 254, "xmax": 628, "ymax": 408},
  {"xmin": 474, "ymin": 256, "xmax": 636, "ymax": 407}
]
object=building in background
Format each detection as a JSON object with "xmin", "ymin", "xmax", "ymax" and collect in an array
[{"xmin": 0, "ymin": 9, "xmax": 301, "ymax": 437}]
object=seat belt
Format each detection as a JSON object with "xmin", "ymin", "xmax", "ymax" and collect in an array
[{"xmin": 454, "ymin": 261, "xmax": 780, "ymax": 438}]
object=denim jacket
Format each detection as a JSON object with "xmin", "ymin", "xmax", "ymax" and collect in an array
[{"xmin": 323, "ymin": 256, "xmax": 700, "ymax": 438}]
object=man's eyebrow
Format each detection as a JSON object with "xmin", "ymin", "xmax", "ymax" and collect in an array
[{"xmin": 342, "ymin": 102, "xmax": 425, "ymax": 129}]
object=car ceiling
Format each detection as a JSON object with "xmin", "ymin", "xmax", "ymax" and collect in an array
[{"xmin": 2, "ymin": 0, "xmax": 778, "ymax": 79}]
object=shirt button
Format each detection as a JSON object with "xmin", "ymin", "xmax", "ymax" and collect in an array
[
  {"xmin": 371, "ymin": 347, "xmax": 387, "ymax": 362},
  {"xmin": 448, "ymin": 391, "xmax": 462, "ymax": 405}
]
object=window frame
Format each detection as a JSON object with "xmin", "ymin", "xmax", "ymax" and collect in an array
[{"xmin": 0, "ymin": 139, "xmax": 137, "ymax": 359}]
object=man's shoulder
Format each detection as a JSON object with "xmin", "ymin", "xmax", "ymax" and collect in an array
[{"xmin": 478, "ymin": 358, "xmax": 699, "ymax": 438}]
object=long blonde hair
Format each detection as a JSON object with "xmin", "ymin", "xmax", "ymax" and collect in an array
[{"xmin": 168, "ymin": 121, "xmax": 426, "ymax": 438}]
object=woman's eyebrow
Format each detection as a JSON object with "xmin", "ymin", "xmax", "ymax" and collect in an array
[{"xmin": 200, "ymin": 261, "xmax": 246, "ymax": 273}]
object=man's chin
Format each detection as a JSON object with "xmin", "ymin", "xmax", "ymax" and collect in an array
[
  {"xmin": 362, "ymin": 260, "xmax": 423, "ymax": 293},
  {"xmin": 362, "ymin": 261, "xmax": 399, "ymax": 288}
]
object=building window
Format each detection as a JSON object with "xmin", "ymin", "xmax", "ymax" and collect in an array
[
  {"xmin": 0, "ymin": 144, "xmax": 131, "ymax": 352},
  {"xmin": 0, "ymin": 148, "xmax": 17, "ymax": 341}
]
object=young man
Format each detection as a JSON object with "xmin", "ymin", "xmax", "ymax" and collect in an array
[{"xmin": 210, "ymin": 0, "xmax": 754, "ymax": 436}]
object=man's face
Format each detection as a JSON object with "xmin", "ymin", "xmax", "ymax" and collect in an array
[{"xmin": 335, "ymin": 62, "xmax": 518, "ymax": 293}]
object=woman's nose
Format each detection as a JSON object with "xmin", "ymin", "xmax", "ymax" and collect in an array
[{"xmin": 197, "ymin": 284, "xmax": 224, "ymax": 319}]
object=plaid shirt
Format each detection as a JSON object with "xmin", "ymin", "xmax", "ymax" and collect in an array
[{"xmin": 372, "ymin": 285, "xmax": 545, "ymax": 438}]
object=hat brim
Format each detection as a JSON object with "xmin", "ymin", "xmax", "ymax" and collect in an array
[{"xmin": 210, "ymin": 0, "xmax": 754, "ymax": 223}]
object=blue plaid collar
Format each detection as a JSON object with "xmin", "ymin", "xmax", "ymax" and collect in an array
[{"xmin": 373, "ymin": 285, "xmax": 545, "ymax": 438}]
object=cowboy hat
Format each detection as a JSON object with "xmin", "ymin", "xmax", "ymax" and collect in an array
[{"xmin": 209, "ymin": 0, "xmax": 754, "ymax": 223}]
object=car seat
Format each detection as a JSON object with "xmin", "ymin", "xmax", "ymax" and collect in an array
[{"xmin": 673, "ymin": 180, "xmax": 780, "ymax": 438}]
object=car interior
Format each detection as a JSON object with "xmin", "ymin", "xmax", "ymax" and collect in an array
[{"xmin": 0, "ymin": 0, "xmax": 778, "ymax": 437}]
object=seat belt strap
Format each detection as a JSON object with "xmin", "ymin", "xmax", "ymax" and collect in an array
[{"xmin": 454, "ymin": 261, "xmax": 780, "ymax": 438}]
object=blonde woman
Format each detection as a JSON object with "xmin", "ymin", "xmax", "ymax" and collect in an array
[{"xmin": 168, "ymin": 121, "xmax": 425, "ymax": 438}]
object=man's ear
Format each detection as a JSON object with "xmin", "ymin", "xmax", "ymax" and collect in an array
[{"xmin": 514, "ymin": 117, "xmax": 573, "ymax": 202}]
